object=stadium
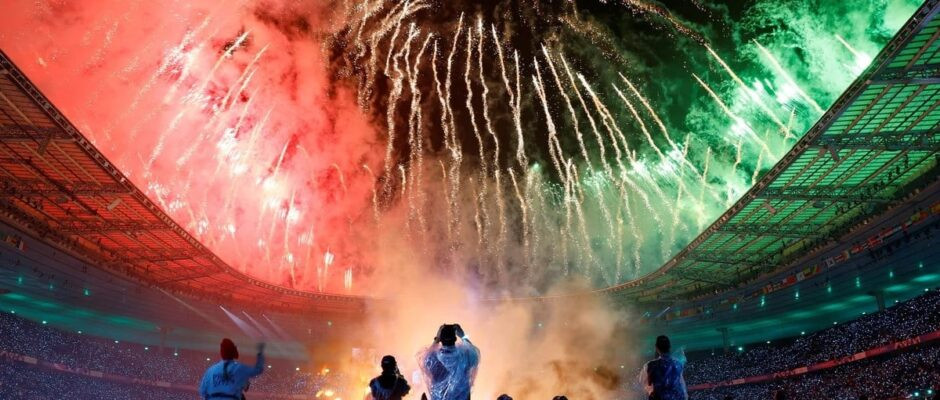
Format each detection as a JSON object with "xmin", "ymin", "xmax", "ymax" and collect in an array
[{"xmin": 0, "ymin": 0, "xmax": 938, "ymax": 399}]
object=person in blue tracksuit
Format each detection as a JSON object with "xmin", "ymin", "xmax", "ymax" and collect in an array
[
  {"xmin": 644, "ymin": 335, "xmax": 687, "ymax": 400},
  {"xmin": 199, "ymin": 338, "xmax": 265, "ymax": 400}
]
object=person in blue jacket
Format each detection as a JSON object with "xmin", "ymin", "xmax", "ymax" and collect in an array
[
  {"xmin": 643, "ymin": 335, "xmax": 687, "ymax": 400},
  {"xmin": 199, "ymin": 338, "xmax": 265, "ymax": 400}
]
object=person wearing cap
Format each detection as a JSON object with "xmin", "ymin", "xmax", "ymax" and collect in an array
[
  {"xmin": 642, "ymin": 335, "xmax": 687, "ymax": 400},
  {"xmin": 369, "ymin": 355, "xmax": 411, "ymax": 400},
  {"xmin": 419, "ymin": 323, "xmax": 480, "ymax": 400},
  {"xmin": 199, "ymin": 338, "xmax": 266, "ymax": 400}
]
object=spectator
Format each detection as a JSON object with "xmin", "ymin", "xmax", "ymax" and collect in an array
[
  {"xmin": 419, "ymin": 324, "xmax": 480, "ymax": 400},
  {"xmin": 644, "ymin": 335, "xmax": 688, "ymax": 400},
  {"xmin": 369, "ymin": 355, "xmax": 410, "ymax": 400},
  {"xmin": 198, "ymin": 339, "xmax": 265, "ymax": 400},
  {"xmin": 684, "ymin": 290, "xmax": 940, "ymax": 386},
  {"xmin": 689, "ymin": 344, "xmax": 940, "ymax": 400}
]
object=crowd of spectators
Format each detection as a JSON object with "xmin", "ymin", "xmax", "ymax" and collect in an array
[
  {"xmin": 3, "ymin": 289, "xmax": 939, "ymax": 399},
  {"xmin": 0, "ymin": 311, "xmax": 203, "ymax": 383},
  {"xmin": 690, "ymin": 344, "xmax": 940, "ymax": 400},
  {"xmin": 0, "ymin": 361, "xmax": 192, "ymax": 400},
  {"xmin": 685, "ymin": 289, "xmax": 940, "ymax": 385},
  {"xmin": 0, "ymin": 310, "xmax": 345, "ymax": 398}
]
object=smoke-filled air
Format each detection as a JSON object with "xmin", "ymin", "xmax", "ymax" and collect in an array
[
  {"xmin": 0, "ymin": 0, "xmax": 923, "ymax": 398},
  {"xmin": 0, "ymin": 0, "xmax": 919, "ymax": 296}
]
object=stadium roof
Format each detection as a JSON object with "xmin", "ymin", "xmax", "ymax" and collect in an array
[
  {"xmin": 0, "ymin": 53, "xmax": 366, "ymax": 314},
  {"xmin": 602, "ymin": 0, "xmax": 940, "ymax": 303}
]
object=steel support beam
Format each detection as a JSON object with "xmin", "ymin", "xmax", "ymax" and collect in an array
[
  {"xmin": 56, "ymin": 219, "xmax": 169, "ymax": 235},
  {"xmin": 759, "ymin": 184, "xmax": 894, "ymax": 203},
  {"xmin": 818, "ymin": 128, "xmax": 939, "ymax": 151},
  {"xmin": 117, "ymin": 248, "xmax": 205, "ymax": 263},
  {"xmin": 157, "ymin": 269, "xmax": 221, "ymax": 284},
  {"xmin": 670, "ymin": 270, "xmax": 736, "ymax": 288},
  {"xmin": 686, "ymin": 252, "xmax": 777, "ymax": 271},
  {"xmin": 716, "ymin": 223, "xmax": 825, "ymax": 239},
  {"xmin": 0, "ymin": 125, "xmax": 72, "ymax": 142},
  {"xmin": 1, "ymin": 179, "xmax": 129, "ymax": 197},
  {"xmin": 870, "ymin": 62, "xmax": 940, "ymax": 85}
]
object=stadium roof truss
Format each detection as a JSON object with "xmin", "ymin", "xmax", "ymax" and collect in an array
[
  {"xmin": 0, "ymin": 52, "xmax": 366, "ymax": 313},
  {"xmin": 603, "ymin": 0, "xmax": 940, "ymax": 303}
]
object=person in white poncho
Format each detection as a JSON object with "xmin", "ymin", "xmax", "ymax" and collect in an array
[{"xmin": 418, "ymin": 324, "xmax": 480, "ymax": 400}]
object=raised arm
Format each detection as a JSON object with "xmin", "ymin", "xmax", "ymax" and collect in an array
[{"xmin": 238, "ymin": 343, "xmax": 266, "ymax": 378}]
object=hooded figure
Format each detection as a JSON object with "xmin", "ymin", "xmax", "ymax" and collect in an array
[
  {"xmin": 199, "ymin": 339, "xmax": 266, "ymax": 400},
  {"xmin": 369, "ymin": 355, "xmax": 411, "ymax": 400},
  {"xmin": 419, "ymin": 324, "xmax": 480, "ymax": 400},
  {"xmin": 642, "ymin": 336, "xmax": 687, "ymax": 400}
]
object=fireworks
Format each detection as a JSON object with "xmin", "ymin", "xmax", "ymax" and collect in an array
[{"xmin": 0, "ymin": 0, "xmax": 918, "ymax": 296}]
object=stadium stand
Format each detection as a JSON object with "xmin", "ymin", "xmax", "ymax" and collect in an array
[
  {"xmin": 690, "ymin": 345, "xmax": 940, "ymax": 400},
  {"xmin": 685, "ymin": 289, "xmax": 940, "ymax": 399},
  {"xmin": 0, "ymin": 310, "xmax": 345, "ymax": 399}
]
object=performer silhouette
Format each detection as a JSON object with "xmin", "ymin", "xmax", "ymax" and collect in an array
[
  {"xmin": 369, "ymin": 355, "xmax": 411, "ymax": 400},
  {"xmin": 419, "ymin": 324, "xmax": 480, "ymax": 400},
  {"xmin": 642, "ymin": 335, "xmax": 687, "ymax": 400},
  {"xmin": 199, "ymin": 339, "xmax": 265, "ymax": 400}
]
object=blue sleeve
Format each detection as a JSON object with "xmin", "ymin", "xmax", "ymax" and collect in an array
[
  {"xmin": 465, "ymin": 340, "xmax": 480, "ymax": 369},
  {"xmin": 678, "ymin": 364, "xmax": 688, "ymax": 399},
  {"xmin": 199, "ymin": 367, "xmax": 211, "ymax": 399},
  {"xmin": 421, "ymin": 346, "xmax": 438, "ymax": 371},
  {"xmin": 238, "ymin": 352, "xmax": 265, "ymax": 378}
]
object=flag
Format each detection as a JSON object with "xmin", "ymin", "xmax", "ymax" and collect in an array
[
  {"xmin": 930, "ymin": 201, "xmax": 940, "ymax": 215},
  {"xmin": 834, "ymin": 250, "xmax": 850, "ymax": 263},
  {"xmin": 851, "ymin": 243, "xmax": 866, "ymax": 254}
]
